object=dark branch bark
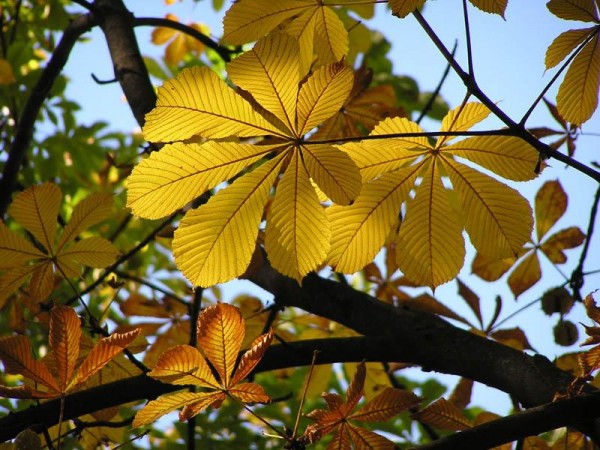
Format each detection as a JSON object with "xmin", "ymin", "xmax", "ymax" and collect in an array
[
  {"xmin": 0, "ymin": 14, "xmax": 95, "ymax": 218},
  {"xmin": 413, "ymin": 392, "xmax": 600, "ymax": 449},
  {"xmin": 93, "ymin": 0, "xmax": 156, "ymax": 128}
]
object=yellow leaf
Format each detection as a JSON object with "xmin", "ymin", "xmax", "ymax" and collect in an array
[
  {"xmin": 444, "ymin": 135, "xmax": 539, "ymax": 181},
  {"xmin": 351, "ymin": 387, "xmax": 420, "ymax": 422},
  {"xmin": 126, "ymin": 142, "xmax": 275, "ymax": 219},
  {"xmin": 389, "ymin": 0, "xmax": 427, "ymax": 18},
  {"xmin": 396, "ymin": 161, "xmax": 465, "ymax": 288},
  {"xmin": 143, "ymin": 67, "xmax": 285, "ymax": 142},
  {"xmin": 437, "ymin": 102, "xmax": 491, "ymax": 146},
  {"xmin": 151, "ymin": 18, "xmax": 176, "ymax": 45},
  {"xmin": 313, "ymin": 6, "xmax": 348, "ymax": 66},
  {"xmin": 556, "ymin": 33, "xmax": 600, "ymax": 124},
  {"xmin": 547, "ymin": 0, "xmax": 599, "ymax": 22},
  {"xmin": 412, "ymin": 398, "xmax": 472, "ymax": 431},
  {"xmin": 57, "ymin": 237, "xmax": 119, "ymax": 270},
  {"xmin": 0, "ymin": 335, "xmax": 59, "ymax": 393},
  {"xmin": 228, "ymin": 32, "xmax": 300, "ymax": 134},
  {"xmin": 301, "ymin": 144, "xmax": 362, "ymax": 205},
  {"xmin": 338, "ymin": 117, "xmax": 429, "ymax": 182},
  {"xmin": 0, "ymin": 266, "xmax": 38, "ymax": 305},
  {"xmin": 69, "ymin": 329, "xmax": 140, "ymax": 389},
  {"xmin": 545, "ymin": 28, "xmax": 594, "ymax": 69},
  {"xmin": 0, "ymin": 222, "xmax": 45, "ymax": 268},
  {"xmin": 197, "ymin": 303, "xmax": 245, "ymax": 387},
  {"xmin": 265, "ymin": 150, "xmax": 331, "ymax": 283},
  {"xmin": 508, "ymin": 251, "xmax": 541, "ymax": 298},
  {"xmin": 444, "ymin": 159, "xmax": 533, "ymax": 258},
  {"xmin": 56, "ymin": 193, "xmax": 113, "ymax": 252},
  {"xmin": 147, "ymin": 344, "xmax": 219, "ymax": 388},
  {"xmin": 296, "ymin": 61, "xmax": 354, "ymax": 136},
  {"xmin": 468, "ymin": 0, "xmax": 507, "ymax": 17},
  {"xmin": 173, "ymin": 154, "xmax": 285, "ymax": 287},
  {"xmin": 0, "ymin": 59, "xmax": 16, "ymax": 84},
  {"xmin": 49, "ymin": 305, "xmax": 81, "ymax": 391},
  {"xmin": 133, "ymin": 391, "xmax": 214, "ymax": 428},
  {"xmin": 284, "ymin": 6, "xmax": 319, "ymax": 75},
  {"xmin": 328, "ymin": 166, "xmax": 419, "ymax": 273},
  {"xmin": 9, "ymin": 183, "xmax": 61, "ymax": 252},
  {"xmin": 222, "ymin": 0, "xmax": 314, "ymax": 45},
  {"xmin": 535, "ymin": 180, "xmax": 567, "ymax": 239}
]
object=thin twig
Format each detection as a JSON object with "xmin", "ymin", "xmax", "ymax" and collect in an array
[
  {"xmin": 520, "ymin": 30, "xmax": 598, "ymax": 126},
  {"xmin": 411, "ymin": 9, "xmax": 600, "ymax": 184},
  {"xmin": 113, "ymin": 270, "xmax": 188, "ymax": 306},
  {"xmin": 416, "ymin": 41, "xmax": 457, "ymax": 124},
  {"xmin": 0, "ymin": 13, "xmax": 95, "ymax": 217},
  {"xmin": 461, "ymin": 0, "xmax": 474, "ymax": 77},
  {"xmin": 134, "ymin": 17, "xmax": 234, "ymax": 62},
  {"xmin": 571, "ymin": 184, "xmax": 600, "ymax": 300}
]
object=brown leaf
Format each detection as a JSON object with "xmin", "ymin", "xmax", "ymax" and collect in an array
[
  {"xmin": 49, "ymin": 305, "xmax": 81, "ymax": 391},
  {"xmin": 412, "ymin": 397, "xmax": 472, "ymax": 431}
]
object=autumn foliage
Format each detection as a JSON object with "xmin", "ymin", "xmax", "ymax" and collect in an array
[{"xmin": 1, "ymin": 0, "xmax": 600, "ymax": 449}]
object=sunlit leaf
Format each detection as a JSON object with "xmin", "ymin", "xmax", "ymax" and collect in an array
[
  {"xmin": 228, "ymin": 32, "xmax": 300, "ymax": 133},
  {"xmin": 545, "ymin": 28, "xmax": 594, "ymax": 69},
  {"xmin": 127, "ymin": 142, "xmax": 276, "ymax": 219},
  {"xmin": 396, "ymin": 161, "xmax": 465, "ymax": 288},
  {"xmin": 351, "ymin": 387, "xmax": 420, "ymax": 422},
  {"xmin": 133, "ymin": 391, "xmax": 213, "ymax": 428},
  {"xmin": 265, "ymin": 150, "xmax": 331, "ymax": 283},
  {"xmin": 547, "ymin": 0, "xmax": 599, "ymax": 22},
  {"xmin": 0, "ymin": 222, "xmax": 45, "ymax": 269},
  {"xmin": 9, "ymin": 183, "xmax": 61, "ymax": 252},
  {"xmin": 143, "ymin": 66, "xmax": 285, "ymax": 142},
  {"xmin": 173, "ymin": 154, "xmax": 285, "ymax": 287},
  {"xmin": 147, "ymin": 344, "xmax": 219, "ymax": 387},
  {"xmin": 507, "ymin": 251, "xmax": 541, "ymax": 298},
  {"xmin": 412, "ymin": 398, "xmax": 472, "ymax": 431},
  {"xmin": 49, "ymin": 305, "xmax": 81, "ymax": 391}
]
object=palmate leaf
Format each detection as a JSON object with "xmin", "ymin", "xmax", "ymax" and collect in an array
[
  {"xmin": 134, "ymin": 303, "xmax": 273, "ymax": 427},
  {"xmin": 0, "ymin": 183, "xmax": 118, "ymax": 302},
  {"xmin": 546, "ymin": 0, "xmax": 600, "ymax": 124},
  {"xmin": 472, "ymin": 180, "xmax": 585, "ymax": 297},
  {"xmin": 304, "ymin": 362, "xmax": 420, "ymax": 448},
  {"xmin": 222, "ymin": 0, "xmax": 348, "ymax": 73},
  {"xmin": 130, "ymin": 32, "xmax": 359, "ymax": 286},
  {"xmin": 0, "ymin": 305, "xmax": 139, "ymax": 399},
  {"xmin": 335, "ymin": 103, "xmax": 537, "ymax": 289}
]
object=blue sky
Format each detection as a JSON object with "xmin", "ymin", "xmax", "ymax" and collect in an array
[{"xmin": 62, "ymin": 0, "xmax": 600, "ymax": 414}]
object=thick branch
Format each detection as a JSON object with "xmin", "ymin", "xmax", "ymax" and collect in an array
[
  {"xmin": 414, "ymin": 392, "xmax": 600, "ymax": 449},
  {"xmin": 0, "ymin": 14, "xmax": 95, "ymax": 218},
  {"xmin": 93, "ymin": 0, "xmax": 156, "ymax": 128}
]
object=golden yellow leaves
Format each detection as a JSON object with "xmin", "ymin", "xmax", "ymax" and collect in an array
[
  {"xmin": 0, "ymin": 183, "xmax": 119, "ymax": 304},
  {"xmin": 0, "ymin": 305, "xmax": 139, "ymax": 399},
  {"xmin": 473, "ymin": 180, "xmax": 585, "ymax": 297},
  {"xmin": 331, "ymin": 103, "xmax": 538, "ymax": 288},
  {"xmin": 133, "ymin": 303, "xmax": 273, "ymax": 427},
  {"xmin": 128, "ymin": 32, "xmax": 361, "ymax": 286},
  {"xmin": 305, "ymin": 361, "xmax": 421, "ymax": 449},
  {"xmin": 546, "ymin": 0, "xmax": 600, "ymax": 124},
  {"xmin": 390, "ymin": 0, "xmax": 507, "ymax": 18}
]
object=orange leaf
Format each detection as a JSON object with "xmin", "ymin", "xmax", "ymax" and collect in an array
[
  {"xmin": 148, "ymin": 344, "xmax": 219, "ymax": 388},
  {"xmin": 347, "ymin": 425, "xmax": 395, "ymax": 449},
  {"xmin": 351, "ymin": 387, "xmax": 420, "ymax": 422},
  {"xmin": 133, "ymin": 391, "xmax": 216, "ymax": 428},
  {"xmin": 0, "ymin": 335, "xmax": 59, "ymax": 393},
  {"xmin": 69, "ymin": 329, "xmax": 140, "ymax": 389},
  {"xmin": 229, "ymin": 381, "xmax": 271, "ymax": 403},
  {"xmin": 540, "ymin": 226, "xmax": 586, "ymax": 263},
  {"xmin": 230, "ymin": 330, "xmax": 273, "ymax": 385},
  {"xmin": 197, "ymin": 303, "xmax": 245, "ymax": 387},
  {"xmin": 49, "ymin": 305, "xmax": 82, "ymax": 391},
  {"xmin": 449, "ymin": 377, "xmax": 473, "ymax": 410},
  {"xmin": 412, "ymin": 397, "xmax": 472, "ymax": 431},
  {"xmin": 179, "ymin": 391, "xmax": 227, "ymax": 421}
]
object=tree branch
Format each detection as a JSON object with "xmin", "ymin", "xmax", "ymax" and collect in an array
[
  {"xmin": 134, "ymin": 17, "xmax": 233, "ymax": 62},
  {"xmin": 0, "ymin": 14, "xmax": 95, "ymax": 218},
  {"xmin": 413, "ymin": 392, "xmax": 600, "ymax": 449}
]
